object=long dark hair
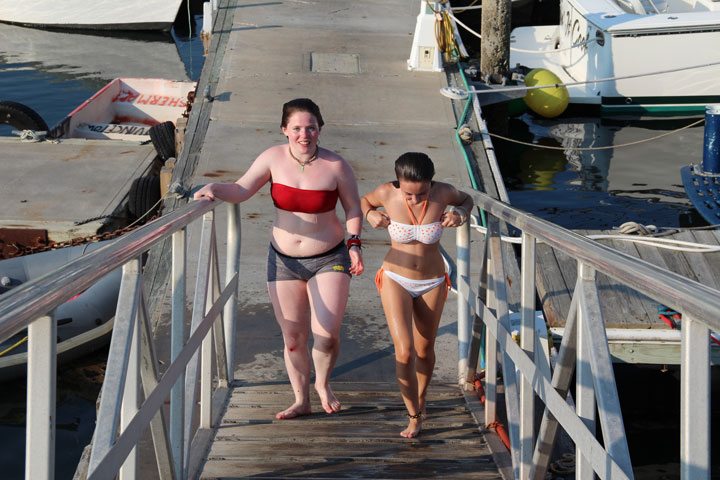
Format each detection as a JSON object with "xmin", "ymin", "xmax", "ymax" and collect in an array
[
  {"xmin": 394, "ymin": 152, "xmax": 435, "ymax": 184},
  {"xmin": 281, "ymin": 98, "xmax": 324, "ymax": 128}
]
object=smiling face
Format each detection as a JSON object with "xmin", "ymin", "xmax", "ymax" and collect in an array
[
  {"xmin": 281, "ymin": 110, "xmax": 320, "ymax": 156},
  {"xmin": 398, "ymin": 178, "xmax": 431, "ymax": 206}
]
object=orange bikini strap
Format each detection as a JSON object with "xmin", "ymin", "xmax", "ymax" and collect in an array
[{"xmin": 403, "ymin": 198, "xmax": 428, "ymax": 226}]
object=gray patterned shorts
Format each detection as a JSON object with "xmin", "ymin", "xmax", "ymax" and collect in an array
[{"xmin": 267, "ymin": 241, "xmax": 351, "ymax": 282}]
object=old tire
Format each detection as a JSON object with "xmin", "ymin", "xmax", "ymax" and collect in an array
[
  {"xmin": 0, "ymin": 101, "xmax": 49, "ymax": 131},
  {"xmin": 128, "ymin": 176, "xmax": 161, "ymax": 222},
  {"xmin": 149, "ymin": 121, "xmax": 176, "ymax": 161}
]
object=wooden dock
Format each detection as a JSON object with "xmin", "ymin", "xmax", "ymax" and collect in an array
[
  {"xmin": 197, "ymin": 382, "xmax": 502, "ymax": 479},
  {"xmin": 536, "ymin": 228, "xmax": 720, "ymax": 364},
  {"xmin": 0, "ymin": 138, "xmax": 157, "ymax": 243}
]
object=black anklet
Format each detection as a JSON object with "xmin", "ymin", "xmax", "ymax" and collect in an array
[{"xmin": 408, "ymin": 412, "xmax": 421, "ymax": 419}]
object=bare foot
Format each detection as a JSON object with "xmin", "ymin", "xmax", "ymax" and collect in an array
[
  {"xmin": 315, "ymin": 384, "xmax": 341, "ymax": 414},
  {"xmin": 400, "ymin": 417, "xmax": 422, "ymax": 438},
  {"xmin": 275, "ymin": 402, "xmax": 311, "ymax": 420}
]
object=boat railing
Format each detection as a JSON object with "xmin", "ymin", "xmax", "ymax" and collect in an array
[
  {"xmin": 0, "ymin": 198, "xmax": 241, "ymax": 480},
  {"xmin": 455, "ymin": 190, "xmax": 718, "ymax": 480}
]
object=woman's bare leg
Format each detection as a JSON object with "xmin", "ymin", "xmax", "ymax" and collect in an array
[
  {"xmin": 307, "ymin": 272, "xmax": 350, "ymax": 414},
  {"xmin": 413, "ymin": 284, "xmax": 447, "ymax": 420},
  {"xmin": 380, "ymin": 274, "xmax": 422, "ymax": 438},
  {"xmin": 268, "ymin": 279, "xmax": 312, "ymax": 419}
]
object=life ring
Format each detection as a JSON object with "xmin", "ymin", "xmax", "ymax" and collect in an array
[
  {"xmin": 128, "ymin": 175, "xmax": 162, "ymax": 223},
  {"xmin": 0, "ymin": 100, "xmax": 49, "ymax": 132},
  {"xmin": 149, "ymin": 120, "xmax": 176, "ymax": 161}
]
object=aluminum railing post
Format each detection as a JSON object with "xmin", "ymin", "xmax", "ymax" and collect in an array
[
  {"xmin": 25, "ymin": 313, "xmax": 56, "ymax": 480},
  {"xmin": 681, "ymin": 315, "xmax": 710, "ymax": 479},
  {"xmin": 170, "ymin": 228, "xmax": 187, "ymax": 478},
  {"xmin": 120, "ymin": 259, "xmax": 142, "ymax": 480},
  {"xmin": 201, "ymin": 211, "xmax": 216, "ymax": 429},
  {"xmin": 484, "ymin": 217, "xmax": 498, "ymax": 427},
  {"xmin": 519, "ymin": 233, "xmax": 536, "ymax": 479},
  {"xmin": 224, "ymin": 203, "xmax": 241, "ymax": 383},
  {"xmin": 457, "ymin": 216, "xmax": 471, "ymax": 384},
  {"xmin": 576, "ymin": 263, "xmax": 596, "ymax": 480}
]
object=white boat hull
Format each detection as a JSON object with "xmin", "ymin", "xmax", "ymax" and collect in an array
[
  {"xmin": 510, "ymin": 0, "xmax": 720, "ymax": 115},
  {"xmin": 0, "ymin": 242, "xmax": 120, "ymax": 381},
  {"xmin": 0, "ymin": 0, "xmax": 184, "ymax": 31}
]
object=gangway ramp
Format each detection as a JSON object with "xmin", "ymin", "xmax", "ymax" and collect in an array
[{"xmin": 199, "ymin": 382, "xmax": 501, "ymax": 479}]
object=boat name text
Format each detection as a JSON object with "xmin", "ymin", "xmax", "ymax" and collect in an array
[
  {"xmin": 114, "ymin": 90, "xmax": 187, "ymax": 108},
  {"xmin": 84, "ymin": 124, "xmax": 152, "ymax": 136}
]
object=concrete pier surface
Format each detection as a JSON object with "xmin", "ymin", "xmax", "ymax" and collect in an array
[{"xmin": 171, "ymin": 0, "xmax": 475, "ymax": 388}]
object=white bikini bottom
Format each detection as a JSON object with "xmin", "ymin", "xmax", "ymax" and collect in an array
[{"xmin": 379, "ymin": 269, "xmax": 450, "ymax": 298}]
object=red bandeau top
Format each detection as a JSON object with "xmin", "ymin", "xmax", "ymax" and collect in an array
[{"xmin": 271, "ymin": 183, "xmax": 339, "ymax": 213}]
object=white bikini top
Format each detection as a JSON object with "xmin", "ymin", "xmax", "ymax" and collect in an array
[{"xmin": 387, "ymin": 198, "xmax": 444, "ymax": 245}]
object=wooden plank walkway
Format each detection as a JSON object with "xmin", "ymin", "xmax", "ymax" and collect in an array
[
  {"xmin": 198, "ymin": 382, "xmax": 502, "ymax": 479},
  {"xmin": 535, "ymin": 229, "xmax": 720, "ymax": 363},
  {"xmin": 537, "ymin": 229, "xmax": 720, "ymax": 328}
]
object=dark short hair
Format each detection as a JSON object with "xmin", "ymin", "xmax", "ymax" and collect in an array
[
  {"xmin": 394, "ymin": 152, "xmax": 435, "ymax": 183},
  {"xmin": 281, "ymin": 98, "xmax": 324, "ymax": 128}
]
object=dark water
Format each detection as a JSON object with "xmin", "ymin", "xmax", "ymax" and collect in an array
[
  {"xmin": 0, "ymin": 9, "xmax": 205, "ymax": 478},
  {"xmin": 497, "ymin": 113, "xmax": 708, "ymax": 231}
]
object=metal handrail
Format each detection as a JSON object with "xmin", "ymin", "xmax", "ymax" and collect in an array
[
  {"xmin": 457, "ymin": 189, "xmax": 717, "ymax": 479},
  {"xmin": 0, "ymin": 197, "xmax": 238, "ymax": 480},
  {"xmin": 470, "ymin": 191, "xmax": 720, "ymax": 331},
  {"xmin": 0, "ymin": 199, "xmax": 215, "ymax": 340}
]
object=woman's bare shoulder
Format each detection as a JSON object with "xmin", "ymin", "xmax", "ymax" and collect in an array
[
  {"xmin": 432, "ymin": 181, "xmax": 460, "ymax": 196},
  {"xmin": 376, "ymin": 181, "xmax": 397, "ymax": 194},
  {"xmin": 258, "ymin": 144, "xmax": 287, "ymax": 159}
]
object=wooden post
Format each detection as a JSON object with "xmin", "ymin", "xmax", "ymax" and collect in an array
[
  {"xmin": 480, "ymin": 0, "xmax": 511, "ymax": 135},
  {"xmin": 160, "ymin": 158, "xmax": 176, "ymax": 198},
  {"xmin": 480, "ymin": 0, "xmax": 511, "ymax": 82},
  {"xmin": 175, "ymin": 117, "xmax": 187, "ymax": 159},
  {"xmin": 201, "ymin": 2, "xmax": 212, "ymax": 55}
]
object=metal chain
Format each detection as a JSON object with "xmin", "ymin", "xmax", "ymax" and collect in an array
[{"xmin": 5, "ymin": 214, "xmax": 158, "ymax": 258}]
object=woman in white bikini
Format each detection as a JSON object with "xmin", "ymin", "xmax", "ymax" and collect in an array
[
  {"xmin": 194, "ymin": 98, "xmax": 364, "ymax": 420},
  {"xmin": 361, "ymin": 152, "xmax": 473, "ymax": 438}
]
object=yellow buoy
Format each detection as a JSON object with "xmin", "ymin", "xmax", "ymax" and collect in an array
[{"xmin": 523, "ymin": 68, "xmax": 569, "ymax": 118}]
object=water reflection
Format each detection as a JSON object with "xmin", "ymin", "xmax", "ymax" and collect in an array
[
  {"xmin": 0, "ymin": 22, "xmax": 201, "ymax": 134},
  {"xmin": 497, "ymin": 114, "xmax": 706, "ymax": 229}
]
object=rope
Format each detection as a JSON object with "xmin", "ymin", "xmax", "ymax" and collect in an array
[
  {"xmin": 13, "ymin": 129, "xmax": 48, "ymax": 142},
  {"xmin": 444, "ymin": 6, "xmax": 595, "ymax": 51},
  {"xmin": 487, "ymin": 118, "xmax": 704, "ymax": 151},
  {"xmin": 511, "ymin": 38, "xmax": 596, "ymax": 54},
  {"xmin": 73, "ymin": 214, "xmax": 118, "ymax": 226},
  {"xmin": 616, "ymin": 221, "xmax": 657, "ymax": 235},
  {"xmin": 549, "ymin": 453, "xmax": 576, "ymax": 475},
  {"xmin": 449, "ymin": 0, "xmax": 480, "ymax": 13},
  {"xmin": 426, "ymin": 0, "xmax": 465, "ymax": 63},
  {"xmin": 469, "ymin": 218, "xmax": 720, "ymax": 252},
  {"xmin": 446, "ymin": 10, "xmax": 481, "ymax": 40},
  {"xmin": 125, "ymin": 191, "xmax": 170, "ymax": 230},
  {"xmin": 0, "ymin": 336, "xmax": 28, "ymax": 357},
  {"xmin": 458, "ymin": 59, "xmax": 720, "ymax": 96}
]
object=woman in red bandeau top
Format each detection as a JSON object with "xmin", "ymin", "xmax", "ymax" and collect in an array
[{"xmin": 194, "ymin": 98, "xmax": 364, "ymax": 419}]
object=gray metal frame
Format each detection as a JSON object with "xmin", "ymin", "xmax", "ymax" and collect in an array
[
  {"xmin": 0, "ymin": 199, "xmax": 241, "ymax": 480},
  {"xmin": 458, "ymin": 191, "xmax": 718, "ymax": 480}
]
